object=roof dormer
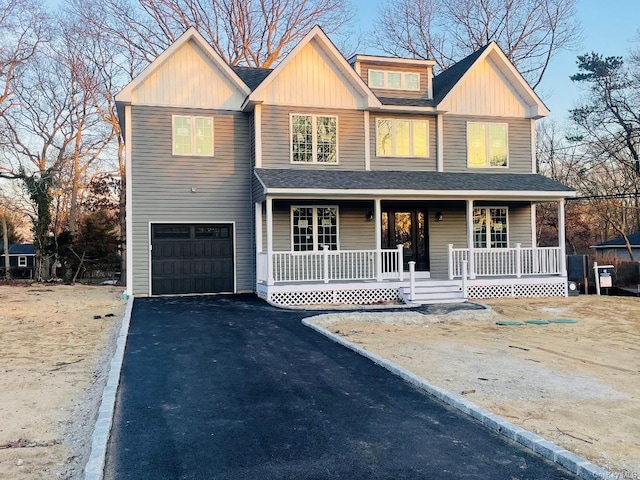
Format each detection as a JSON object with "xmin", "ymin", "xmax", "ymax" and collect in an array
[{"xmin": 349, "ymin": 55, "xmax": 436, "ymax": 100}]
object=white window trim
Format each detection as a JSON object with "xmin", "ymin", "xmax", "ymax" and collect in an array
[
  {"xmin": 290, "ymin": 205, "xmax": 340, "ymax": 252},
  {"xmin": 290, "ymin": 114, "xmax": 339, "ymax": 165},
  {"xmin": 466, "ymin": 122, "xmax": 509, "ymax": 168},
  {"xmin": 17, "ymin": 256, "xmax": 27, "ymax": 267},
  {"xmin": 368, "ymin": 69, "xmax": 421, "ymax": 91},
  {"xmin": 172, "ymin": 115, "xmax": 214, "ymax": 157},
  {"xmin": 473, "ymin": 207, "xmax": 510, "ymax": 249},
  {"xmin": 375, "ymin": 118, "xmax": 430, "ymax": 158}
]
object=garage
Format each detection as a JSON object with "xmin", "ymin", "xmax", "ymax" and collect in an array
[{"xmin": 151, "ymin": 224, "xmax": 234, "ymax": 295}]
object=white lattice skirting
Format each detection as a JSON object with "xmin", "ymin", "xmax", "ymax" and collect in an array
[
  {"xmin": 265, "ymin": 287, "xmax": 400, "ymax": 307},
  {"xmin": 467, "ymin": 281, "xmax": 567, "ymax": 299}
]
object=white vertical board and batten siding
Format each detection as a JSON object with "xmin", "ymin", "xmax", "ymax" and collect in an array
[
  {"xmin": 369, "ymin": 114, "xmax": 437, "ymax": 171},
  {"xmin": 439, "ymin": 56, "xmax": 528, "ymax": 117},
  {"xmin": 442, "ymin": 115, "xmax": 532, "ymax": 173},
  {"xmin": 130, "ymin": 106, "xmax": 253, "ymax": 295},
  {"xmin": 261, "ymin": 105, "xmax": 366, "ymax": 170},
  {"xmin": 261, "ymin": 40, "xmax": 363, "ymax": 109},
  {"xmin": 132, "ymin": 40, "xmax": 245, "ymax": 110}
]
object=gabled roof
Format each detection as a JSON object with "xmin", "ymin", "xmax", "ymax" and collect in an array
[
  {"xmin": 116, "ymin": 27, "xmax": 251, "ymax": 104},
  {"xmin": 245, "ymin": 26, "xmax": 382, "ymax": 109},
  {"xmin": 254, "ymin": 169, "xmax": 574, "ymax": 199},
  {"xmin": 435, "ymin": 42, "xmax": 549, "ymax": 118},
  {"xmin": 0, "ymin": 244, "xmax": 35, "ymax": 255},
  {"xmin": 432, "ymin": 45, "xmax": 490, "ymax": 104},
  {"xmin": 592, "ymin": 232, "xmax": 640, "ymax": 249}
]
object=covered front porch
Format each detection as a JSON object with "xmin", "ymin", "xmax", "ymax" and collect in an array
[{"xmin": 254, "ymin": 194, "xmax": 569, "ymax": 306}]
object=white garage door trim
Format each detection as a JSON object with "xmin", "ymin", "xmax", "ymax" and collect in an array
[{"xmin": 148, "ymin": 221, "xmax": 237, "ymax": 296}]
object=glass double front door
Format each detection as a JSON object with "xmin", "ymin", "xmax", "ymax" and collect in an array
[{"xmin": 382, "ymin": 208, "xmax": 429, "ymax": 271}]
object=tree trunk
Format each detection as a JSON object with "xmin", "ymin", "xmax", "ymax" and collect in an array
[{"xmin": 2, "ymin": 215, "xmax": 10, "ymax": 281}]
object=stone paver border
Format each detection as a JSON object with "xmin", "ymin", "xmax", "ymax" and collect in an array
[
  {"xmin": 303, "ymin": 318, "xmax": 614, "ymax": 480},
  {"xmin": 84, "ymin": 295, "xmax": 134, "ymax": 480}
]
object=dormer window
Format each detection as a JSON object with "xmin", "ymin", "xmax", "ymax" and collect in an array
[{"xmin": 369, "ymin": 69, "xmax": 420, "ymax": 91}]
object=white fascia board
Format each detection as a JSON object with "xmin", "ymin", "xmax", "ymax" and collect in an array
[
  {"xmin": 116, "ymin": 27, "xmax": 250, "ymax": 104},
  {"xmin": 348, "ymin": 54, "xmax": 436, "ymax": 67},
  {"xmin": 265, "ymin": 187, "xmax": 576, "ymax": 200},
  {"xmin": 248, "ymin": 26, "xmax": 381, "ymax": 109}
]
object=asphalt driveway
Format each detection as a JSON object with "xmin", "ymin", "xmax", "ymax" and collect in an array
[{"xmin": 104, "ymin": 295, "xmax": 579, "ymax": 479}]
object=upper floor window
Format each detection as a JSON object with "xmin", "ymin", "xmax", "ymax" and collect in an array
[
  {"xmin": 376, "ymin": 118, "xmax": 429, "ymax": 157},
  {"xmin": 291, "ymin": 206, "xmax": 338, "ymax": 251},
  {"xmin": 467, "ymin": 122, "xmax": 508, "ymax": 167},
  {"xmin": 291, "ymin": 114, "xmax": 338, "ymax": 164},
  {"xmin": 172, "ymin": 115, "xmax": 214, "ymax": 156},
  {"xmin": 369, "ymin": 69, "xmax": 420, "ymax": 91},
  {"xmin": 473, "ymin": 207, "xmax": 508, "ymax": 248}
]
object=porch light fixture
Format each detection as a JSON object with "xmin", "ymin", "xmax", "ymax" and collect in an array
[
  {"xmin": 435, "ymin": 211, "xmax": 443, "ymax": 222},
  {"xmin": 365, "ymin": 211, "xmax": 374, "ymax": 221}
]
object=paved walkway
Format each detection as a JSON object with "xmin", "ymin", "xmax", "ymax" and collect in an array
[{"xmin": 104, "ymin": 295, "xmax": 579, "ymax": 479}]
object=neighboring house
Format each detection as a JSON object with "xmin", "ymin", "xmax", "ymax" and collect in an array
[
  {"xmin": 116, "ymin": 26, "xmax": 575, "ymax": 306},
  {"xmin": 592, "ymin": 232, "xmax": 640, "ymax": 261},
  {"xmin": 0, "ymin": 244, "xmax": 36, "ymax": 278}
]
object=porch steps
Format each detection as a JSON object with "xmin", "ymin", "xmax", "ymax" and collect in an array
[{"xmin": 399, "ymin": 281, "xmax": 466, "ymax": 305}]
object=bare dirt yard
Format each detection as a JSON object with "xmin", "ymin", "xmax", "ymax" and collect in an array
[
  {"xmin": 310, "ymin": 296, "xmax": 640, "ymax": 479},
  {"xmin": 0, "ymin": 284, "xmax": 125, "ymax": 480}
]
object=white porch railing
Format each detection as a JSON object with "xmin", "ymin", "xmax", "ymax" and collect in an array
[
  {"xmin": 267, "ymin": 246, "xmax": 404, "ymax": 284},
  {"xmin": 449, "ymin": 244, "xmax": 563, "ymax": 279}
]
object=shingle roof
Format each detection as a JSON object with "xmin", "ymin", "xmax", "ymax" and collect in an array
[
  {"xmin": 432, "ymin": 44, "xmax": 490, "ymax": 104},
  {"xmin": 593, "ymin": 232, "xmax": 640, "ymax": 248},
  {"xmin": 0, "ymin": 244, "xmax": 35, "ymax": 255},
  {"xmin": 377, "ymin": 97, "xmax": 437, "ymax": 107},
  {"xmin": 254, "ymin": 169, "xmax": 574, "ymax": 194},
  {"xmin": 231, "ymin": 66, "xmax": 273, "ymax": 90}
]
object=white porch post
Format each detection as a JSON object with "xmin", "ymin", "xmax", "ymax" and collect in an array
[
  {"xmin": 397, "ymin": 244, "xmax": 404, "ymax": 281},
  {"xmin": 466, "ymin": 200, "xmax": 476, "ymax": 279},
  {"xmin": 558, "ymin": 198, "xmax": 567, "ymax": 277},
  {"xmin": 255, "ymin": 202, "xmax": 263, "ymax": 286},
  {"xmin": 266, "ymin": 196, "xmax": 274, "ymax": 285},
  {"xmin": 374, "ymin": 199, "xmax": 382, "ymax": 281}
]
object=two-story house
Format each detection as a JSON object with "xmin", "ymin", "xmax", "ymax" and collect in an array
[{"xmin": 116, "ymin": 26, "xmax": 575, "ymax": 306}]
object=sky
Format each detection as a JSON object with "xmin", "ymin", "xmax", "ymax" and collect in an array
[{"xmin": 351, "ymin": 0, "xmax": 639, "ymax": 125}]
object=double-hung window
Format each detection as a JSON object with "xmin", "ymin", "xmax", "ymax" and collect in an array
[
  {"xmin": 376, "ymin": 118, "xmax": 429, "ymax": 157},
  {"xmin": 172, "ymin": 115, "xmax": 214, "ymax": 156},
  {"xmin": 291, "ymin": 114, "xmax": 338, "ymax": 163},
  {"xmin": 473, "ymin": 208, "xmax": 508, "ymax": 248},
  {"xmin": 467, "ymin": 122, "xmax": 508, "ymax": 167},
  {"xmin": 291, "ymin": 206, "xmax": 338, "ymax": 251}
]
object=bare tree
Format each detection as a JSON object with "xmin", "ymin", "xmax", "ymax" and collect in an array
[
  {"xmin": 68, "ymin": 0, "xmax": 356, "ymax": 68},
  {"xmin": 373, "ymin": 0, "xmax": 580, "ymax": 89},
  {"xmin": 0, "ymin": 0, "xmax": 48, "ymax": 115}
]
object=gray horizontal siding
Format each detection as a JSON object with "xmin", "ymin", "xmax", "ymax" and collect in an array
[
  {"xmin": 443, "ymin": 115, "xmax": 533, "ymax": 173},
  {"xmin": 428, "ymin": 202, "xmax": 468, "ymax": 278},
  {"xmin": 130, "ymin": 105, "xmax": 253, "ymax": 295},
  {"xmin": 261, "ymin": 105, "xmax": 366, "ymax": 170},
  {"xmin": 370, "ymin": 114, "xmax": 437, "ymax": 171}
]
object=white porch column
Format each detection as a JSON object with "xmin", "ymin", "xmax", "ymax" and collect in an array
[
  {"xmin": 255, "ymin": 202, "xmax": 263, "ymax": 286},
  {"xmin": 466, "ymin": 199, "xmax": 476, "ymax": 279},
  {"xmin": 266, "ymin": 196, "xmax": 274, "ymax": 285},
  {"xmin": 374, "ymin": 198, "xmax": 382, "ymax": 281},
  {"xmin": 558, "ymin": 198, "xmax": 567, "ymax": 277}
]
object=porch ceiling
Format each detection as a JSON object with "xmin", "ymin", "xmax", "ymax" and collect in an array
[{"xmin": 254, "ymin": 169, "xmax": 575, "ymax": 200}]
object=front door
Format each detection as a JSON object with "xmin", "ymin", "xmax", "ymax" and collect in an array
[{"xmin": 382, "ymin": 208, "xmax": 429, "ymax": 271}]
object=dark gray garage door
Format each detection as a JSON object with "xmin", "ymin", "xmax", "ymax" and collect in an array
[{"xmin": 151, "ymin": 224, "xmax": 234, "ymax": 295}]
